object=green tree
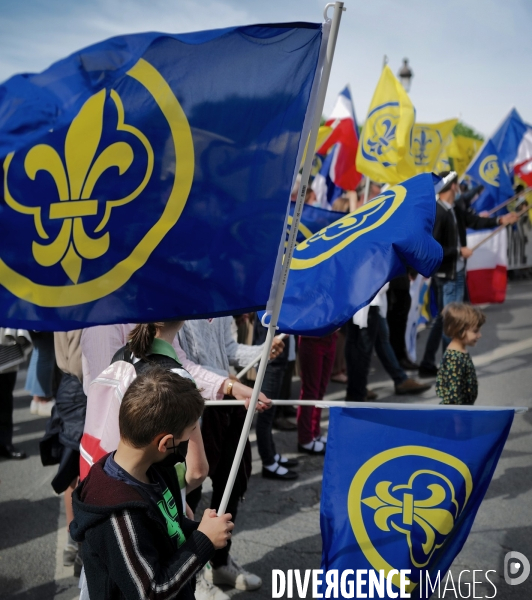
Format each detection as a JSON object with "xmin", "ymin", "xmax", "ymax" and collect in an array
[{"xmin": 453, "ymin": 121, "xmax": 484, "ymax": 141}]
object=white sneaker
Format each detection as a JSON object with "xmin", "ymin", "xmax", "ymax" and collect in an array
[
  {"xmin": 37, "ymin": 399, "xmax": 55, "ymax": 417},
  {"xmin": 207, "ymin": 556, "xmax": 262, "ymax": 591},
  {"xmin": 30, "ymin": 400, "xmax": 39, "ymax": 415},
  {"xmin": 195, "ymin": 565, "xmax": 230, "ymax": 600}
]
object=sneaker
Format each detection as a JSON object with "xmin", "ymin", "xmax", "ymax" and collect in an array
[
  {"xmin": 395, "ymin": 378, "xmax": 432, "ymax": 395},
  {"xmin": 30, "ymin": 399, "xmax": 39, "ymax": 415},
  {"xmin": 208, "ymin": 556, "xmax": 262, "ymax": 591},
  {"xmin": 63, "ymin": 543, "xmax": 78, "ymax": 567},
  {"xmin": 37, "ymin": 399, "xmax": 55, "ymax": 417},
  {"xmin": 196, "ymin": 565, "xmax": 230, "ymax": 600}
]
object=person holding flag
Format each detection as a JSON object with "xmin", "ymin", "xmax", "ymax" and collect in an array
[{"xmin": 419, "ymin": 171, "xmax": 519, "ymax": 378}]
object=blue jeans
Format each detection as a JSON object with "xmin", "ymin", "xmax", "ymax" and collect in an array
[
  {"xmin": 443, "ymin": 268, "xmax": 466, "ymax": 306},
  {"xmin": 375, "ymin": 316, "xmax": 408, "ymax": 385},
  {"xmin": 25, "ymin": 332, "xmax": 55, "ymax": 397},
  {"xmin": 421, "ymin": 269, "xmax": 465, "ymax": 369}
]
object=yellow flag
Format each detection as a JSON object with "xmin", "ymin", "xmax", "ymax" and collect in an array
[
  {"xmin": 435, "ymin": 154, "xmax": 452, "ymax": 173},
  {"xmin": 356, "ymin": 65, "xmax": 416, "ymax": 185},
  {"xmin": 300, "ymin": 125, "xmax": 333, "ymax": 168},
  {"xmin": 446, "ymin": 135, "xmax": 483, "ymax": 176},
  {"xmin": 411, "ymin": 119, "xmax": 458, "ymax": 174}
]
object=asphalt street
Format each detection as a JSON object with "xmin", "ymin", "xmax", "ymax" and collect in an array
[{"xmin": 1, "ymin": 278, "xmax": 532, "ymax": 600}]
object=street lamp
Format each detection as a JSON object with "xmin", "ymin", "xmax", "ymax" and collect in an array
[{"xmin": 398, "ymin": 58, "xmax": 413, "ymax": 92}]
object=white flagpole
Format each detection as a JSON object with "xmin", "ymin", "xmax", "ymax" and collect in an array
[
  {"xmin": 205, "ymin": 399, "xmax": 528, "ymax": 413},
  {"xmin": 216, "ymin": 1, "xmax": 346, "ymax": 516},
  {"xmin": 363, "ymin": 176, "xmax": 370, "ymax": 203},
  {"xmin": 235, "ymin": 333, "xmax": 287, "ymax": 380}
]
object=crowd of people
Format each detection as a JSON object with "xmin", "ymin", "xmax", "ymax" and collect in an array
[{"xmin": 0, "ymin": 170, "xmax": 525, "ymax": 600}]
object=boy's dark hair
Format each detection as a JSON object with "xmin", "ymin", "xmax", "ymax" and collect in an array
[
  {"xmin": 119, "ymin": 367, "xmax": 204, "ymax": 448},
  {"xmin": 443, "ymin": 302, "xmax": 486, "ymax": 340}
]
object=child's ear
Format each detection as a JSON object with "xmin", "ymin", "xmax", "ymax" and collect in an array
[{"xmin": 156, "ymin": 434, "xmax": 174, "ymax": 453}]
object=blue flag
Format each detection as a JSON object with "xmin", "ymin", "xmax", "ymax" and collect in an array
[
  {"xmin": 287, "ymin": 202, "xmax": 345, "ymax": 244},
  {"xmin": 321, "ymin": 407, "xmax": 514, "ymax": 599},
  {"xmin": 0, "ymin": 24, "xmax": 323, "ymax": 330},
  {"xmin": 466, "ymin": 139, "xmax": 514, "ymax": 214},
  {"xmin": 491, "ymin": 108, "xmax": 529, "ymax": 168},
  {"xmin": 276, "ymin": 173, "xmax": 443, "ymax": 335}
]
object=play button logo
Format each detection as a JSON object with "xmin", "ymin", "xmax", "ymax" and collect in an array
[{"xmin": 504, "ymin": 551, "xmax": 530, "ymax": 586}]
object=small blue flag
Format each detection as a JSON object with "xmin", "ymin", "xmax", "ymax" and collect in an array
[
  {"xmin": 466, "ymin": 139, "xmax": 514, "ymax": 214},
  {"xmin": 276, "ymin": 173, "xmax": 443, "ymax": 335},
  {"xmin": 491, "ymin": 108, "xmax": 529, "ymax": 168},
  {"xmin": 0, "ymin": 24, "xmax": 323, "ymax": 330},
  {"xmin": 321, "ymin": 407, "xmax": 514, "ymax": 599}
]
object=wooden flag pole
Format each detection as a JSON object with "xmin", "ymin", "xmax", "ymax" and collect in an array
[
  {"xmin": 486, "ymin": 187, "xmax": 532, "ymax": 215},
  {"xmin": 470, "ymin": 208, "xmax": 528, "ymax": 252}
]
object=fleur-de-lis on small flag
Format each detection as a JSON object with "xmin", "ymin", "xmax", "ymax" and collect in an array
[
  {"xmin": 366, "ymin": 117, "xmax": 397, "ymax": 158},
  {"xmin": 362, "ymin": 472, "xmax": 456, "ymax": 565}
]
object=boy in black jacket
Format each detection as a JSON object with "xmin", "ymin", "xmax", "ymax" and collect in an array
[{"xmin": 71, "ymin": 367, "xmax": 233, "ymax": 600}]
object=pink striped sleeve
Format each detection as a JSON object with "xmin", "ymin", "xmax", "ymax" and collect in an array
[{"xmin": 172, "ymin": 340, "xmax": 225, "ymax": 401}]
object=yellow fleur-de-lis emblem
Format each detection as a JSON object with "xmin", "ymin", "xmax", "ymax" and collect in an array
[
  {"xmin": 362, "ymin": 470, "xmax": 458, "ymax": 568},
  {"xmin": 4, "ymin": 88, "xmax": 153, "ymax": 283}
]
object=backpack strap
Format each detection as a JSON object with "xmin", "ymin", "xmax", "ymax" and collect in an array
[
  {"xmin": 111, "ymin": 344, "xmax": 195, "ymax": 384},
  {"xmin": 111, "ymin": 343, "xmax": 134, "ymax": 365},
  {"xmin": 133, "ymin": 354, "xmax": 196, "ymax": 385},
  {"xmin": 134, "ymin": 355, "xmax": 181, "ymax": 375}
]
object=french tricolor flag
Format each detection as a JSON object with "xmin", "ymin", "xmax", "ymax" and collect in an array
[
  {"xmin": 312, "ymin": 86, "xmax": 362, "ymax": 208},
  {"xmin": 466, "ymin": 228, "xmax": 508, "ymax": 305},
  {"xmin": 513, "ymin": 127, "xmax": 532, "ymax": 186}
]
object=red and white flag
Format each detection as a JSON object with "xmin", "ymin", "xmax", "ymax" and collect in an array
[
  {"xmin": 317, "ymin": 86, "xmax": 362, "ymax": 191},
  {"xmin": 466, "ymin": 228, "xmax": 508, "ymax": 304},
  {"xmin": 513, "ymin": 128, "xmax": 532, "ymax": 185}
]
